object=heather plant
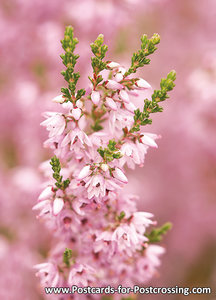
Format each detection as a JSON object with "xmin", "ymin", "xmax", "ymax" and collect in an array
[{"xmin": 33, "ymin": 26, "xmax": 175, "ymax": 299}]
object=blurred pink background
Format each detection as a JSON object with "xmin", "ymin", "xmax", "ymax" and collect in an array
[{"xmin": 0, "ymin": 0, "xmax": 216, "ymax": 299}]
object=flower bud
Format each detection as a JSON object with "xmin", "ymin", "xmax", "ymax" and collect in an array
[
  {"xmin": 78, "ymin": 165, "xmax": 91, "ymax": 180},
  {"xmin": 136, "ymin": 78, "xmax": 151, "ymax": 89},
  {"xmin": 119, "ymin": 90, "xmax": 130, "ymax": 103},
  {"xmin": 140, "ymin": 135, "xmax": 158, "ymax": 148},
  {"xmin": 53, "ymin": 198, "xmax": 64, "ymax": 216},
  {"xmin": 113, "ymin": 167, "xmax": 128, "ymax": 183},
  {"xmin": 105, "ymin": 97, "xmax": 117, "ymax": 111},
  {"xmin": 107, "ymin": 61, "xmax": 120, "ymax": 69},
  {"xmin": 124, "ymin": 101, "xmax": 136, "ymax": 113},
  {"xmin": 76, "ymin": 100, "xmax": 83, "ymax": 109},
  {"xmin": 91, "ymin": 91, "xmax": 100, "ymax": 105},
  {"xmin": 106, "ymin": 80, "xmax": 123, "ymax": 90},
  {"xmin": 72, "ymin": 108, "xmax": 81, "ymax": 120},
  {"xmin": 115, "ymin": 73, "xmax": 123, "ymax": 82},
  {"xmin": 38, "ymin": 186, "xmax": 53, "ymax": 201},
  {"xmin": 52, "ymin": 95, "xmax": 65, "ymax": 103}
]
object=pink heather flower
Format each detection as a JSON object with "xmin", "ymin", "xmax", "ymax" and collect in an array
[
  {"xmin": 72, "ymin": 200, "xmax": 85, "ymax": 216},
  {"xmin": 53, "ymin": 198, "xmax": 64, "ymax": 216},
  {"xmin": 113, "ymin": 167, "xmax": 128, "ymax": 183},
  {"xmin": 68, "ymin": 264, "xmax": 96, "ymax": 286},
  {"xmin": 34, "ymin": 262, "xmax": 60, "ymax": 287},
  {"xmin": 94, "ymin": 231, "xmax": 113, "ymax": 254},
  {"xmin": 91, "ymin": 91, "xmax": 100, "ymax": 105},
  {"xmin": 109, "ymin": 109, "xmax": 134, "ymax": 136},
  {"xmin": 131, "ymin": 212, "xmax": 154, "ymax": 234},
  {"xmin": 32, "ymin": 200, "xmax": 52, "ymax": 217},
  {"xmin": 52, "ymin": 94, "xmax": 65, "ymax": 103},
  {"xmin": 145, "ymin": 245, "xmax": 165, "ymax": 267},
  {"xmin": 136, "ymin": 78, "xmax": 151, "ymax": 89},
  {"xmin": 36, "ymin": 42, "xmax": 168, "ymax": 291},
  {"xmin": 105, "ymin": 97, "xmax": 117, "ymax": 111},
  {"xmin": 112, "ymin": 224, "xmax": 147, "ymax": 256},
  {"xmin": 78, "ymin": 165, "xmax": 92, "ymax": 180},
  {"xmin": 120, "ymin": 142, "xmax": 142, "ymax": 169},
  {"xmin": 72, "ymin": 107, "xmax": 82, "ymax": 120},
  {"xmin": 41, "ymin": 112, "xmax": 65, "ymax": 138},
  {"xmin": 85, "ymin": 174, "xmax": 106, "ymax": 199},
  {"xmin": 119, "ymin": 90, "xmax": 130, "ymax": 103},
  {"xmin": 61, "ymin": 127, "xmax": 92, "ymax": 149},
  {"xmin": 106, "ymin": 80, "xmax": 123, "ymax": 90}
]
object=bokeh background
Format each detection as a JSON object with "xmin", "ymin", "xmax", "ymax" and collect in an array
[{"xmin": 0, "ymin": 0, "xmax": 216, "ymax": 299}]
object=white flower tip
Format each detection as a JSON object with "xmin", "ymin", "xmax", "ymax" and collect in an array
[
  {"xmin": 52, "ymin": 95, "xmax": 65, "ymax": 103},
  {"xmin": 53, "ymin": 198, "xmax": 64, "ymax": 216},
  {"xmin": 113, "ymin": 167, "xmax": 128, "ymax": 183},
  {"xmin": 78, "ymin": 165, "xmax": 91, "ymax": 180},
  {"xmin": 91, "ymin": 91, "xmax": 100, "ymax": 105},
  {"xmin": 107, "ymin": 61, "xmax": 120, "ymax": 69},
  {"xmin": 136, "ymin": 78, "xmax": 151, "ymax": 89}
]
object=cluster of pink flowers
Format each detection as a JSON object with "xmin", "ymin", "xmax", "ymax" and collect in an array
[{"xmin": 33, "ymin": 29, "xmax": 168, "ymax": 298}]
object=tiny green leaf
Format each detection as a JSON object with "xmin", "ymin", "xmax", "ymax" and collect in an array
[
  {"xmin": 146, "ymin": 222, "xmax": 172, "ymax": 243},
  {"xmin": 63, "ymin": 248, "xmax": 73, "ymax": 267}
]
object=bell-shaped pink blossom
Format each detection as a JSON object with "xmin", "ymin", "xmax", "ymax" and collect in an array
[{"xmin": 41, "ymin": 113, "xmax": 65, "ymax": 138}]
